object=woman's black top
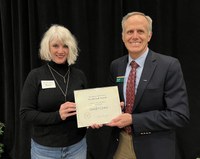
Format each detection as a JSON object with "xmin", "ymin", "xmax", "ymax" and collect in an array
[{"xmin": 20, "ymin": 62, "xmax": 87, "ymax": 147}]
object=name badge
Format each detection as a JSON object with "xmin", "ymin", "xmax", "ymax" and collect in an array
[
  {"xmin": 116, "ymin": 76, "xmax": 124, "ymax": 83},
  {"xmin": 41, "ymin": 80, "xmax": 56, "ymax": 89}
]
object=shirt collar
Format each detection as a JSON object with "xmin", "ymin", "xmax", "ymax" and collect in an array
[{"xmin": 128, "ymin": 48, "xmax": 149, "ymax": 68}]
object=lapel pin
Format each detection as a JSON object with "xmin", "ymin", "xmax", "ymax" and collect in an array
[{"xmin": 116, "ymin": 76, "xmax": 124, "ymax": 83}]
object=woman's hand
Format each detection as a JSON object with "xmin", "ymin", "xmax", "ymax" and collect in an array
[
  {"xmin": 89, "ymin": 124, "xmax": 103, "ymax": 129},
  {"xmin": 59, "ymin": 102, "xmax": 76, "ymax": 120}
]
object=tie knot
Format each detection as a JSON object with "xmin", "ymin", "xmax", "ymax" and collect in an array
[{"xmin": 130, "ymin": 61, "xmax": 139, "ymax": 69}]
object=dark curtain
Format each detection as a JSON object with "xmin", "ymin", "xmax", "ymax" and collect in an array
[{"xmin": 0, "ymin": 0, "xmax": 200, "ymax": 158}]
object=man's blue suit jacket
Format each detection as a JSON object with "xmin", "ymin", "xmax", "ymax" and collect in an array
[{"xmin": 87, "ymin": 50, "xmax": 190, "ymax": 159}]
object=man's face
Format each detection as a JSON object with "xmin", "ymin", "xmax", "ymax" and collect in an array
[{"xmin": 122, "ymin": 15, "xmax": 152, "ymax": 58}]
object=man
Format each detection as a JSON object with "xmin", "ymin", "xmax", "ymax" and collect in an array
[{"xmin": 88, "ymin": 11, "xmax": 190, "ymax": 159}]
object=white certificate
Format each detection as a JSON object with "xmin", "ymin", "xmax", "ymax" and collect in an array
[{"xmin": 74, "ymin": 86, "xmax": 122, "ymax": 128}]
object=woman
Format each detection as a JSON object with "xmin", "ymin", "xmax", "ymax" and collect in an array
[{"xmin": 20, "ymin": 25, "xmax": 87, "ymax": 159}]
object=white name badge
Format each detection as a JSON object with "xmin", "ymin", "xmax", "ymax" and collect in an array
[{"xmin": 41, "ymin": 80, "xmax": 56, "ymax": 89}]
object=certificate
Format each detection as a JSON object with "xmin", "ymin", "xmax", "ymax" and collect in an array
[{"xmin": 74, "ymin": 86, "xmax": 122, "ymax": 128}]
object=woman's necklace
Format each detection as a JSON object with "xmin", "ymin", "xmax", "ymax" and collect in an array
[
  {"xmin": 47, "ymin": 64, "xmax": 69, "ymax": 83},
  {"xmin": 47, "ymin": 64, "xmax": 70, "ymax": 101}
]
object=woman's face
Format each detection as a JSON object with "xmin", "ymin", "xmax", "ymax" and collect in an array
[{"xmin": 49, "ymin": 38, "xmax": 69, "ymax": 64}]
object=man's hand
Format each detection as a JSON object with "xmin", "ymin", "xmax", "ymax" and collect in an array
[{"xmin": 106, "ymin": 113, "xmax": 132, "ymax": 128}]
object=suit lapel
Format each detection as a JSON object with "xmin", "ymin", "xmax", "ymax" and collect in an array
[
  {"xmin": 133, "ymin": 51, "xmax": 157, "ymax": 109},
  {"xmin": 118, "ymin": 56, "xmax": 128, "ymax": 101}
]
